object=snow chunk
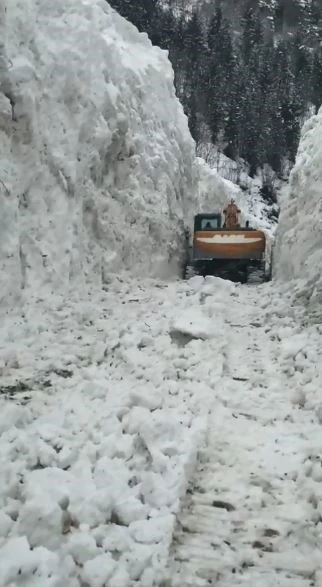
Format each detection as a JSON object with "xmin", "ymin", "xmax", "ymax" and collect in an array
[
  {"xmin": 15, "ymin": 497, "xmax": 63, "ymax": 549},
  {"xmin": 170, "ymin": 308, "xmax": 213, "ymax": 341},
  {"xmin": 102, "ymin": 524, "xmax": 132, "ymax": 552},
  {"xmin": 0, "ymin": 537, "xmax": 35, "ymax": 584},
  {"xmin": 113, "ymin": 495, "xmax": 149, "ymax": 526},
  {"xmin": 0, "ymin": 536, "xmax": 76, "ymax": 586},
  {"xmin": 66, "ymin": 531, "xmax": 98, "ymax": 564},
  {"xmin": 130, "ymin": 387, "xmax": 163, "ymax": 411},
  {"xmin": 0, "ymin": 511, "xmax": 13, "ymax": 537},
  {"xmin": 82, "ymin": 552, "xmax": 116, "ymax": 587},
  {"xmin": 129, "ymin": 515, "xmax": 174, "ymax": 544},
  {"xmin": 0, "ymin": 404, "xmax": 31, "ymax": 435},
  {"xmin": 109, "ymin": 567, "xmax": 131, "ymax": 587}
]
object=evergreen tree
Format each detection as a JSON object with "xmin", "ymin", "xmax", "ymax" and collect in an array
[
  {"xmin": 290, "ymin": 31, "xmax": 313, "ymax": 104},
  {"xmin": 206, "ymin": 4, "xmax": 234, "ymax": 143},
  {"xmin": 108, "ymin": 0, "xmax": 158, "ymax": 34},
  {"xmin": 224, "ymin": 60, "xmax": 244, "ymax": 161},
  {"xmin": 241, "ymin": 6, "xmax": 263, "ymax": 66},
  {"xmin": 149, "ymin": 7, "xmax": 176, "ymax": 49},
  {"xmin": 177, "ymin": 13, "xmax": 206, "ymax": 131},
  {"xmin": 239, "ymin": 70, "xmax": 263, "ymax": 176},
  {"xmin": 274, "ymin": 0, "xmax": 303, "ymax": 33},
  {"xmin": 311, "ymin": 49, "xmax": 322, "ymax": 111}
]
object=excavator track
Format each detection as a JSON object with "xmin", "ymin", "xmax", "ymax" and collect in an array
[
  {"xmin": 183, "ymin": 264, "xmax": 268, "ymax": 285},
  {"xmin": 183, "ymin": 263, "xmax": 199, "ymax": 280}
]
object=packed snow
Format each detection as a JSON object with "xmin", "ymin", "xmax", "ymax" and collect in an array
[
  {"xmin": 0, "ymin": 0, "xmax": 202, "ymax": 307},
  {"xmin": 275, "ymin": 110, "xmax": 322, "ymax": 317},
  {"xmin": 168, "ymin": 278, "xmax": 322, "ymax": 587}
]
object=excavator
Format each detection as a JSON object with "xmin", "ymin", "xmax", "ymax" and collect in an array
[{"xmin": 183, "ymin": 200, "xmax": 271, "ymax": 283}]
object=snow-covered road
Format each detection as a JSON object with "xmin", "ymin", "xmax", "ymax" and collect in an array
[
  {"xmin": 0, "ymin": 276, "xmax": 322, "ymax": 586},
  {"xmin": 168, "ymin": 283, "xmax": 322, "ymax": 586}
]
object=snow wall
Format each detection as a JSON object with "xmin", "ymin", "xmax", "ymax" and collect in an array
[
  {"xmin": 274, "ymin": 111, "xmax": 322, "ymax": 310},
  {"xmin": 0, "ymin": 0, "xmax": 206, "ymax": 307}
]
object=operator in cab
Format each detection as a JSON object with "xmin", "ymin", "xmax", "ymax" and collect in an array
[{"xmin": 223, "ymin": 199, "xmax": 241, "ymax": 229}]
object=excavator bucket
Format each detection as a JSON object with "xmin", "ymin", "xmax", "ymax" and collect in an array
[{"xmin": 183, "ymin": 212, "xmax": 270, "ymax": 283}]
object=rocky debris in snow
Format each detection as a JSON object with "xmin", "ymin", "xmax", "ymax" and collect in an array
[{"xmin": 212, "ymin": 500, "xmax": 235, "ymax": 512}]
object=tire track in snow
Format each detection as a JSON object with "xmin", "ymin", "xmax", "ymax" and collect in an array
[{"xmin": 165, "ymin": 287, "xmax": 322, "ymax": 587}]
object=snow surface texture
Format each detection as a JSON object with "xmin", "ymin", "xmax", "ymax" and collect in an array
[
  {"xmin": 0, "ymin": 277, "xmax": 220, "ymax": 586},
  {"xmin": 275, "ymin": 111, "xmax": 322, "ymax": 316},
  {"xmin": 1, "ymin": 276, "xmax": 322, "ymax": 586},
  {"xmin": 168, "ymin": 279, "xmax": 322, "ymax": 587},
  {"xmin": 0, "ymin": 0, "xmax": 200, "ymax": 308}
]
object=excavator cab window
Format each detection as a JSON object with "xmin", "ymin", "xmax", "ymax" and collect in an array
[
  {"xmin": 194, "ymin": 214, "xmax": 222, "ymax": 232},
  {"xmin": 196, "ymin": 215, "xmax": 221, "ymax": 231},
  {"xmin": 201, "ymin": 218, "xmax": 219, "ymax": 230}
]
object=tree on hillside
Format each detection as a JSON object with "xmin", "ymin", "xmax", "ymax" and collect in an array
[
  {"xmin": 107, "ymin": 0, "xmax": 322, "ymax": 186},
  {"xmin": 241, "ymin": 5, "xmax": 263, "ymax": 66},
  {"xmin": 173, "ymin": 13, "xmax": 207, "ymax": 140},
  {"xmin": 149, "ymin": 7, "xmax": 176, "ymax": 48},
  {"xmin": 108, "ymin": 0, "xmax": 159, "ymax": 37},
  {"xmin": 274, "ymin": 0, "xmax": 303, "ymax": 33},
  {"xmin": 224, "ymin": 60, "xmax": 244, "ymax": 161},
  {"xmin": 206, "ymin": 4, "xmax": 234, "ymax": 143},
  {"xmin": 311, "ymin": 49, "xmax": 322, "ymax": 111}
]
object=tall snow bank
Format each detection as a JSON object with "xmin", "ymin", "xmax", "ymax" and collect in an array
[
  {"xmin": 0, "ymin": 0, "xmax": 196, "ymax": 306},
  {"xmin": 274, "ymin": 112, "xmax": 322, "ymax": 310}
]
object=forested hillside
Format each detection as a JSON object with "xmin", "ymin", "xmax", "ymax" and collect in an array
[{"xmin": 108, "ymin": 0, "xmax": 322, "ymax": 187}]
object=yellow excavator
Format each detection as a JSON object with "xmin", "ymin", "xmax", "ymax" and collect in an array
[{"xmin": 183, "ymin": 201, "xmax": 271, "ymax": 283}]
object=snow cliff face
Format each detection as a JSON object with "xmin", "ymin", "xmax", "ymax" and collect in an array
[
  {"xmin": 0, "ymin": 0, "xmax": 197, "ymax": 307},
  {"xmin": 274, "ymin": 112, "xmax": 322, "ymax": 311}
]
